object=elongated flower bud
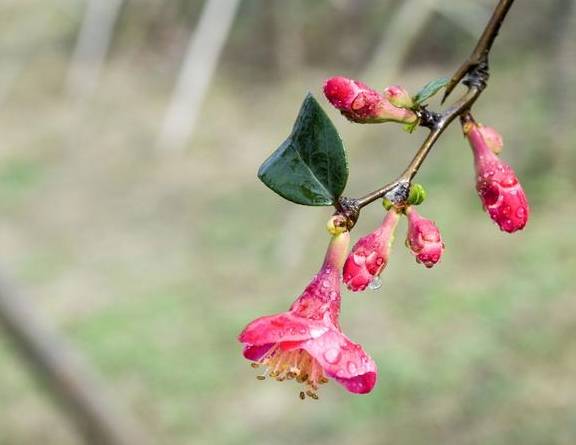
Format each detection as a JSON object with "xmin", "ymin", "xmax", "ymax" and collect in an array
[
  {"xmin": 405, "ymin": 207, "xmax": 444, "ymax": 268},
  {"xmin": 323, "ymin": 76, "xmax": 417, "ymax": 124},
  {"xmin": 343, "ymin": 209, "xmax": 400, "ymax": 291},
  {"xmin": 463, "ymin": 119, "xmax": 529, "ymax": 233}
]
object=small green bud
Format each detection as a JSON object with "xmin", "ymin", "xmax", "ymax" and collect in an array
[
  {"xmin": 326, "ymin": 215, "xmax": 348, "ymax": 235},
  {"xmin": 382, "ymin": 198, "xmax": 394, "ymax": 210},
  {"xmin": 407, "ymin": 183, "xmax": 427, "ymax": 206}
]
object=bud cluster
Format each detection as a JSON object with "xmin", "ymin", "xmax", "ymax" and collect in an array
[{"xmin": 343, "ymin": 200, "xmax": 444, "ymax": 292}]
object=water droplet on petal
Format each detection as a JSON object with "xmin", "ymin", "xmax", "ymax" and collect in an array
[
  {"xmin": 516, "ymin": 207, "xmax": 526, "ymax": 219},
  {"xmin": 322, "ymin": 280, "xmax": 330, "ymax": 288},
  {"xmin": 323, "ymin": 348, "xmax": 341, "ymax": 364},
  {"xmin": 353, "ymin": 253, "xmax": 365, "ymax": 266},
  {"xmin": 368, "ymin": 276, "xmax": 382, "ymax": 290},
  {"xmin": 347, "ymin": 361, "xmax": 358, "ymax": 374}
]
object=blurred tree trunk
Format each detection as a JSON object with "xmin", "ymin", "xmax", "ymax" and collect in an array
[
  {"xmin": 362, "ymin": 0, "xmax": 490, "ymax": 83},
  {"xmin": 66, "ymin": 0, "xmax": 124, "ymax": 102},
  {"xmin": 0, "ymin": 271, "xmax": 153, "ymax": 445},
  {"xmin": 157, "ymin": 0, "xmax": 242, "ymax": 153},
  {"xmin": 362, "ymin": 0, "xmax": 439, "ymax": 83},
  {"xmin": 548, "ymin": 0, "xmax": 576, "ymax": 177},
  {"xmin": 272, "ymin": 0, "xmax": 305, "ymax": 79}
]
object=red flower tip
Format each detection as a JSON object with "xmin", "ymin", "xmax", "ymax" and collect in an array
[
  {"xmin": 323, "ymin": 76, "xmax": 417, "ymax": 124},
  {"xmin": 239, "ymin": 231, "xmax": 377, "ymax": 398},
  {"xmin": 343, "ymin": 209, "xmax": 400, "ymax": 291},
  {"xmin": 405, "ymin": 207, "xmax": 444, "ymax": 268},
  {"xmin": 463, "ymin": 120, "xmax": 529, "ymax": 233}
]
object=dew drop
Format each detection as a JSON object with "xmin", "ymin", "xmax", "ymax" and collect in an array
[
  {"xmin": 516, "ymin": 207, "xmax": 526, "ymax": 219},
  {"xmin": 322, "ymin": 280, "xmax": 330, "ymax": 288},
  {"xmin": 347, "ymin": 361, "xmax": 358, "ymax": 374},
  {"xmin": 323, "ymin": 348, "xmax": 341, "ymax": 364},
  {"xmin": 368, "ymin": 276, "xmax": 382, "ymax": 290},
  {"xmin": 353, "ymin": 253, "xmax": 365, "ymax": 266}
]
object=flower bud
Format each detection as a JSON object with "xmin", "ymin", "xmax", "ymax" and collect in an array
[
  {"xmin": 407, "ymin": 183, "xmax": 427, "ymax": 206},
  {"xmin": 326, "ymin": 215, "xmax": 348, "ymax": 235},
  {"xmin": 323, "ymin": 76, "xmax": 417, "ymax": 124},
  {"xmin": 405, "ymin": 207, "xmax": 444, "ymax": 268},
  {"xmin": 343, "ymin": 209, "xmax": 400, "ymax": 292},
  {"xmin": 463, "ymin": 119, "xmax": 529, "ymax": 233},
  {"xmin": 383, "ymin": 85, "xmax": 414, "ymax": 109}
]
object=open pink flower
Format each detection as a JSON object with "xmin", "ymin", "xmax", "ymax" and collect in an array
[
  {"xmin": 323, "ymin": 76, "xmax": 417, "ymax": 124},
  {"xmin": 463, "ymin": 118, "xmax": 529, "ymax": 233},
  {"xmin": 343, "ymin": 209, "xmax": 400, "ymax": 291},
  {"xmin": 239, "ymin": 231, "xmax": 377, "ymax": 398},
  {"xmin": 405, "ymin": 207, "xmax": 444, "ymax": 268}
]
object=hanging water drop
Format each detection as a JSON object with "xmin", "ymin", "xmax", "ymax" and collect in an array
[{"xmin": 368, "ymin": 276, "xmax": 382, "ymax": 290}]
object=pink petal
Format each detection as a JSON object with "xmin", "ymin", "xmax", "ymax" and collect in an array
[
  {"xmin": 302, "ymin": 329, "xmax": 377, "ymax": 394},
  {"xmin": 238, "ymin": 312, "xmax": 328, "ymax": 347},
  {"xmin": 243, "ymin": 344, "xmax": 274, "ymax": 361}
]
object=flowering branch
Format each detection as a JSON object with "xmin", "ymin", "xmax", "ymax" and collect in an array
[
  {"xmin": 335, "ymin": 0, "xmax": 515, "ymax": 229},
  {"xmin": 244, "ymin": 0, "xmax": 526, "ymax": 400}
]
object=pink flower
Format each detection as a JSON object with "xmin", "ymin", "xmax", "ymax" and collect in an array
[
  {"xmin": 323, "ymin": 76, "xmax": 417, "ymax": 124},
  {"xmin": 463, "ymin": 119, "xmax": 529, "ymax": 233},
  {"xmin": 343, "ymin": 209, "xmax": 400, "ymax": 292},
  {"xmin": 405, "ymin": 207, "xmax": 444, "ymax": 268},
  {"xmin": 239, "ymin": 231, "xmax": 377, "ymax": 398}
]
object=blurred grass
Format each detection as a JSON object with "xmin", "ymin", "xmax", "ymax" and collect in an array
[{"xmin": 0, "ymin": 20, "xmax": 575, "ymax": 445}]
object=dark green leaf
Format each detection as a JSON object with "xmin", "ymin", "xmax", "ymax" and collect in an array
[
  {"xmin": 413, "ymin": 77, "xmax": 449, "ymax": 105},
  {"xmin": 258, "ymin": 94, "xmax": 348, "ymax": 206}
]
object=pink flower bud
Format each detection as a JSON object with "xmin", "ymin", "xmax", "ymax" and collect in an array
[
  {"xmin": 383, "ymin": 85, "xmax": 414, "ymax": 109},
  {"xmin": 343, "ymin": 209, "xmax": 400, "ymax": 291},
  {"xmin": 323, "ymin": 76, "xmax": 417, "ymax": 124},
  {"xmin": 463, "ymin": 119, "xmax": 529, "ymax": 233},
  {"xmin": 405, "ymin": 207, "xmax": 444, "ymax": 268}
]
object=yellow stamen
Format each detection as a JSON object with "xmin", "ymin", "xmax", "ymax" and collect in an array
[{"xmin": 252, "ymin": 347, "xmax": 329, "ymax": 400}]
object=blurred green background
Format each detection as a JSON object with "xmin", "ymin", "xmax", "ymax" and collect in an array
[{"xmin": 0, "ymin": 0, "xmax": 575, "ymax": 444}]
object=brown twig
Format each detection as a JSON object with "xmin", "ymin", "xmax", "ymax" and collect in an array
[{"xmin": 336, "ymin": 0, "xmax": 515, "ymax": 229}]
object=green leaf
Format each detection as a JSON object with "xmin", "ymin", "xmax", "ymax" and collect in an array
[
  {"xmin": 258, "ymin": 94, "xmax": 348, "ymax": 206},
  {"xmin": 412, "ymin": 77, "xmax": 449, "ymax": 105}
]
